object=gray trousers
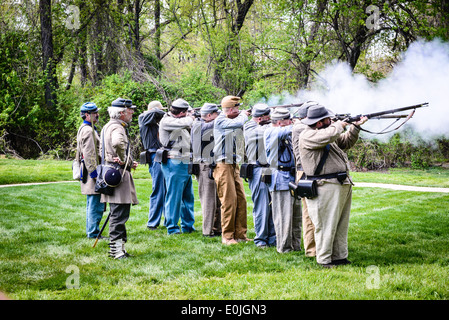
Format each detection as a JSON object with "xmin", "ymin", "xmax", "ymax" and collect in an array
[
  {"xmin": 109, "ymin": 203, "xmax": 131, "ymax": 242},
  {"xmin": 271, "ymin": 190, "xmax": 302, "ymax": 253},
  {"xmin": 196, "ymin": 163, "xmax": 221, "ymax": 236},
  {"xmin": 305, "ymin": 183, "xmax": 352, "ymax": 264}
]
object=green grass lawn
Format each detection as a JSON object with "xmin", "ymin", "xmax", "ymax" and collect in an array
[{"xmin": 0, "ymin": 159, "xmax": 448, "ymax": 300}]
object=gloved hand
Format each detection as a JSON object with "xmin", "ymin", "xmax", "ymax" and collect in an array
[{"xmin": 90, "ymin": 169, "xmax": 98, "ymax": 179}]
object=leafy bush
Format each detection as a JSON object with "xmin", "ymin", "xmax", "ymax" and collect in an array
[
  {"xmin": 348, "ymin": 131, "xmax": 447, "ymax": 171},
  {"xmin": 177, "ymin": 69, "xmax": 226, "ymax": 107}
]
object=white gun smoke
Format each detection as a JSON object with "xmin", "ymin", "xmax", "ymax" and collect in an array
[{"xmin": 268, "ymin": 38, "xmax": 449, "ymax": 141}]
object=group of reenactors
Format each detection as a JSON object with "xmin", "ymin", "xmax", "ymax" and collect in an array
[{"xmin": 76, "ymin": 95, "xmax": 367, "ymax": 268}]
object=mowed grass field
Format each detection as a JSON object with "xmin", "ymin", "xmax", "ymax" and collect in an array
[{"xmin": 0, "ymin": 159, "xmax": 449, "ymax": 300}]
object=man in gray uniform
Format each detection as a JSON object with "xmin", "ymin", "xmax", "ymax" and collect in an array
[
  {"xmin": 77, "ymin": 102, "xmax": 104, "ymax": 239},
  {"xmin": 100, "ymin": 98, "xmax": 139, "ymax": 259},
  {"xmin": 213, "ymin": 96, "xmax": 251, "ymax": 245},
  {"xmin": 191, "ymin": 103, "xmax": 222, "ymax": 237},
  {"xmin": 243, "ymin": 103, "xmax": 276, "ymax": 248},
  {"xmin": 159, "ymin": 98, "xmax": 195, "ymax": 235},
  {"xmin": 264, "ymin": 108, "xmax": 301, "ymax": 253},
  {"xmin": 298, "ymin": 105, "xmax": 367, "ymax": 268}
]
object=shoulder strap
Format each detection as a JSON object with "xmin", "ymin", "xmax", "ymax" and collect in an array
[
  {"xmin": 100, "ymin": 122, "xmax": 112, "ymax": 165},
  {"xmin": 314, "ymin": 144, "xmax": 330, "ymax": 175},
  {"xmin": 91, "ymin": 125, "xmax": 100, "ymax": 166},
  {"xmin": 75, "ymin": 124, "xmax": 88, "ymax": 161}
]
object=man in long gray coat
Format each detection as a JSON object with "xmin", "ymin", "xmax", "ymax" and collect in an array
[
  {"xmin": 191, "ymin": 103, "xmax": 222, "ymax": 238},
  {"xmin": 100, "ymin": 98, "xmax": 139, "ymax": 259},
  {"xmin": 298, "ymin": 105, "xmax": 367, "ymax": 268},
  {"xmin": 77, "ymin": 102, "xmax": 104, "ymax": 239}
]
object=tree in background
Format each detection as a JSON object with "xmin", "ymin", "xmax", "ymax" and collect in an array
[{"xmin": 1, "ymin": 0, "xmax": 449, "ymax": 159}]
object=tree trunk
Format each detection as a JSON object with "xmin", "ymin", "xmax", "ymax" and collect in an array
[
  {"xmin": 65, "ymin": 47, "xmax": 78, "ymax": 90},
  {"xmin": 79, "ymin": 29, "xmax": 88, "ymax": 86},
  {"xmin": 155, "ymin": 0, "xmax": 161, "ymax": 60},
  {"xmin": 39, "ymin": 0, "xmax": 58, "ymax": 108},
  {"xmin": 134, "ymin": 0, "xmax": 141, "ymax": 52}
]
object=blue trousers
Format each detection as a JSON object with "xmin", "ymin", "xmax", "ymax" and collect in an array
[
  {"xmin": 86, "ymin": 194, "xmax": 105, "ymax": 238},
  {"xmin": 161, "ymin": 159, "xmax": 195, "ymax": 234},
  {"xmin": 147, "ymin": 152, "xmax": 166, "ymax": 228},
  {"xmin": 248, "ymin": 166, "xmax": 276, "ymax": 247}
]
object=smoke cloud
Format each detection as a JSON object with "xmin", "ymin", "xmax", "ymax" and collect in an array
[{"xmin": 269, "ymin": 38, "xmax": 449, "ymax": 140}]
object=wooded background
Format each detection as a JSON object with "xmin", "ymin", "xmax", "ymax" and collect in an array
[{"xmin": 1, "ymin": 0, "xmax": 449, "ymax": 163}]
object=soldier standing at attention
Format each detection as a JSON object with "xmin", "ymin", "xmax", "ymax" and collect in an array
[
  {"xmin": 77, "ymin": 102, "xmax": 104, "ymax": 239},
  {"xmin": 100, "ymin": 98, "xmax": 139, "ymax": 259}
]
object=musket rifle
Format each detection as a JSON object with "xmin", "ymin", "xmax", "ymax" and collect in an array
[
  {"xmin": 93, "ymin": 210, "xmax": 110, "ymax": 248},
  {"xmin": 270, "ymin": 103, "xmax": 305, "ymax": 109},
  {"xmin": 247, "ymin": 102, "xmax": 305, "ymax": 115},
  {"xmin": 332, "ymin": 102, "xmax": 429, "ymax": 134}
]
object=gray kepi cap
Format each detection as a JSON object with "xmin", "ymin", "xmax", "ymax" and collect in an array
[
  {"xmin": 296, "ymin": 101, "xmax": 319, "ymax": 119},
  {"xmin": 111, "ymin": 98, "xmax": 136, "ymax": 109},
  {"xmin": 200, "ymin": 103, "xmax": 220, "ymax": 115},
  {"xmin": 270, "ymin": 107, "xmax": 291, "ymax": 121},
  {"xmin": 171, "ymin": 98, "xmax": 190, "ymax": 111},
  {"xmin": 252, "ymin": 103, "xmax": 270, "ymax": 117}
]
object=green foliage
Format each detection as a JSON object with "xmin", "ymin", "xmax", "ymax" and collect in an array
[
  {"xmin": 2, "ymin": 0, "xmax": 449, "ymax": 161},
  {"xmin": 0, "ymin": 162, "xmax": 449, "ymax": 300},
  {"xmin": 348, "ymin": 131, "xmax": 447, "ymax": 171},
  {"xmin": 178, "ymin": 69, "xmax": 226, "ymax": 107}
]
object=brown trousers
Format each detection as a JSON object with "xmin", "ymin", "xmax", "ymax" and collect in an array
[
  {"xmin": 301, "ymin": 198, "xmax": 316, "ymax": 257},
  {"xmin": 296, "ymin": 171, "xmax": 316, "ymax": 257},
  {"xmin": 213, "ymin": 163, "xmax": 248, "ymax": 240}
]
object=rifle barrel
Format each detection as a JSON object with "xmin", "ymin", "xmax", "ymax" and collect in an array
[
  {"xmin": 363, "ymin": 103, "xmax": 428, "ymax": 119},
  {"xmin": 269, "ymin": 103, "xmax": 304, "ymax": 109}
]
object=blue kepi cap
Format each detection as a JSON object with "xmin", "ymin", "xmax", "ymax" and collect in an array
[{"xmin": 80, "ymin": 102, "xmax": 99, "ymax": 113}]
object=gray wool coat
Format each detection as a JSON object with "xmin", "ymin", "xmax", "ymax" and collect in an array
[
  {"xmin": 77, "ymin": 123, "xmax": 100, "ymax": 195},
  {"xmin": 99, "ymin": 119, "xmax": 138, "ymax": 205}
]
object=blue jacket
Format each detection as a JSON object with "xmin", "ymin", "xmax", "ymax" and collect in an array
[{"xmin": 264, "ymin": 125, "xmax": 295, "ymax": 191}]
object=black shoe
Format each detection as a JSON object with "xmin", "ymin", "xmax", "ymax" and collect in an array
[
  {"xmin": 319, "ymin": 262, "xmax": 337, "ymax": 269},
  {"xmin": 147, "ymin": 226, "xmax": 158, "ymax": 231},
  {"xmin": 203, "ymin": 233, "xmax": 220, "ymax": 238},
  {"xmin": 333, "ymin": 258, "xmax": 352, "ymax": 265}
]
